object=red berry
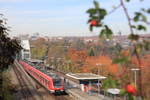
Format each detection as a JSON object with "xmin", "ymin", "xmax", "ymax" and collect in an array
[
  {"xmin": 90, "ymin": 20, "xmax": 97, "ymax": 26},
  {"xmin": 126, "ymin": 84, "xmax": 136, "ymax": 94}
]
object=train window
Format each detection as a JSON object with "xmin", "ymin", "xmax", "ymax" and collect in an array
[
  {"xmin": 41, "ymin": 77, "xmax": 43, "ymax": 82},
  {"xmin": 40, "ymin": 76, "xmax": 41, "ymax": 81},
  {"xmin": 34, "ymin": 72, "xmax": 36, "ymax": 77},
  {"xmin": 40, "ymin": 76, "xmax": 42, "ymax": 81},
  {"xmin": 41, "ymin": 77, "xmax": 43, "ymax": 83},
  {"xmin": 44, "ymin": 79, "xmax": 46, "ymax": 85},
  {"xmin": 31, "ymin": 70, "xmax": 33, "ymax": 74},
  {"xmin": 45, "ymin": 79, "xmax": 48, "ymax": 86},
  {"xmin": 36, "ymin": 73, "xmax": 38, "ymax": 78},
  {"xmin": 37, "ymin": 74, "xmax": 39, "ymax": 79},
  {"xmin": 30, "ymin": 70, "xmax": 32, "ymax": 74},
  {"xmin": 42, "ymin": 78, "xmax": 44, "ymax": 84},
  {"xmin": 43, "ymin": 79, "xmax": 45, "ymax": 85},
  {"xmin": 46, "ymin": 80, "xmax": 49, "ymax": 86},
  {"xmin": 43, "ymin": 78, "xmax": 45, "ymax": 84},
  {"xmin": 44, "ymin": 78, "xmax": 46, "ymax": 85},
  {"xmin": 47, "ymin": 81, "xmax": 50, "ymax": 87},
  {"xmin": 45, "ymin": 80, "xmax": 47, "ymax": 86}
]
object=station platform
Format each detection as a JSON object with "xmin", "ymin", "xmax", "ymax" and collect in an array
[
  {"xmin": 67, "ymin": 88, "xmax": 111, "ymax": 100},
  {"xmin": 64, "ymin": 77, "xmax": 112, "ymax": 100}
]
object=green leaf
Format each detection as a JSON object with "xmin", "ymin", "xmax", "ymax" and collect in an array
[
  {"xmin": 137, "ymin": 25, "xmax": 146, "ymax": 31},
  {"xmin": 143, "ymin": 40, "xmax": 150, "ymax": 51},
  {"xmin": 88, "ymin": 48, "xmax": 95, "ymax": 56},
  {"xmin": 91, "ymin": 16, "xmax": 99, "ymax": 20},
  {"xmin": 105, "ymin": 25, "xmax": 113, "ymax": 39},
  {"xmin": 147, "ymin": 8, "xmax": 150, "ymax": 13},
  {"xmin": 112, "ymin": 57, "xmax": 129, "ymax": 65},
  {"xmin": 89, "ymin": 25, "xmax": 93, "ymax": 32},
  {"xmin": 102, "ymin": 76, "xmax": 118, "ymax": 89},
  {"xmin": 134, "ymin": 12, "xmax": 142, "ymax": 22},
  {"xmin": 133, "ymin": 16, "xmax": 139, "ymax": 22},
  {"xmin": 99, "ymin": 9, "xmax": 107, "ymax": 16},
  {"xmin": 98, "ymin": 9, "xmax": 107, "ymax": 20},
  {"xmin": 99, "ymin": 25, "xmax": 113, "ymax": 39},
  {"xmin": 99, "ymin": 29, "xmax": 106, "ymax": 38},
  {"xmin": 128, "ymin": 34, "xmax": 139, "ymax": 41},
  {"xmin": 134, "ymin": 12, "xmax": 147, "ymax": 23},
  {"xmin": 86, "ymin": 8, "xmax": 97, "ymax": 14},
  {"xmin": 93, "ymin": 0, "xmax": 99, "ymax": 9},
  {"xmin": 95, "ymin": 23, "xmax": 102, "ymax": 27},
  {"xmin": 136, "ymin": 43, "xmax": 143, "ymax": 54},
  {"xmin": 131, "ymin": 25, "xmax": 136, "ymax": 28},
  {"xmin": 141, "ymin": 8, "xmax": 146, "ymax": 12},
  {"xmin": 141, "ymin": 15, "xmax": 147, "ymax": 22},
  {"xmin": 125, "ymin": 0, "xmax": 130, "ymax": 2},
  {"xmin": 119, "ymin": 89, "xmax": 127, "ymax": 96},
  {"xmin": 136, "ymin": 43, "xmax": 143, "ymax": 48},
  {"xmin": 128, "ymin": 93, "xmax": 135, "ymax": 100},
  {"xmin": 111, "ymin": 80, "xmax": 118, "ymax": 88}
]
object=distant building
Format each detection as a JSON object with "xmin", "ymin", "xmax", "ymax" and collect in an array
[
  {"xmin": 19, "ymin": 34, "xmax": 29, "ymax": 40},
  {"xmin": 21, "ymin": 40, "xmax": 31, "ymax": 60},
  {"xmin": 30, "ymin": 33, "xmax": 40, "ymax": 40},
  {"xmin": 83, "ymin": 36, "xmax": 99, "ymax": 43}
]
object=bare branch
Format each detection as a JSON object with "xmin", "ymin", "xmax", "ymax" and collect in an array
[
  {"xmin": 108, "ymin": 4, "xmax": 122, "ymax": 15},
  {"xmin": 120, "ymin": 0, "xmax": 134, "ymax": 34}
]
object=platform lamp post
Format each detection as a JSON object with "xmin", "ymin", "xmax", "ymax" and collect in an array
[
  {"xmin": 56, "ymin": 57, "xmax": 62, "ymax": 71},
  {"xmin": 131, "ymin": 68, "xmax": 140, "ymax": 88},
  {"xmin": 50, "ymin": 57, "xmax": 54, "ymax": 70},
  {"xmin": 96, "ymin": 63, "xmax": 102, "ymax": 97}
]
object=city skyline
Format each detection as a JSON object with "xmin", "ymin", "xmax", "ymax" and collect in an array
[{"xmin": 0, "ymin": 0, "xmax": 150, "ymax": 37}]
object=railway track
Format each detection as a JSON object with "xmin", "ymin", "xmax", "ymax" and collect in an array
[
  {"xmin": 52, "ymin": 92, "xmax": 73, "ymax": 100},
  {"xmin": 13, "ymin": 61, "xmax": 38, "ymax": 100},
  {"xmin": 13, "ymin": 61, "xmax": 74, "ymax": 100}
]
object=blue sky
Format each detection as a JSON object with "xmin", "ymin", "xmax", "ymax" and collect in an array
[{"xmin": 0, "ymin": 0, "xmax": 150, "ymax": 36}]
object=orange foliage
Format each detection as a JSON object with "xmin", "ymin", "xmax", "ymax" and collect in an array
[
  {"xmin": 82, "ymin": 56, "xmax": 119, "ymax": 75},
  {"xmin": 131, "ymin": 54, "xmax": 150, "ymax": 98},
  {"xmin": 31, "ymin": 37, "xmax": 46, "ymax": 46},
  {"xmin": 121, "ymin": 49, "xmax": 130, "ymax": 56},
  {"xmin": 131, "ymin": 54, "xmax": 150, "ymax": 68},
  {"xmin": 67, "ymin": 48, "xmax": 87, "ymax": 63}
]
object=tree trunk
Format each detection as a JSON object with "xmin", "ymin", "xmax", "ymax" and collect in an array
[{"xmin": 0, "ymin": 72, "xmax": 4, "ymax": 100}]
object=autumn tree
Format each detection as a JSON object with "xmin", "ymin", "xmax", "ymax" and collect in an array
[
  {"xmin": 30, "ymin": 37, "xmax": 47, "ymax": 59},
  {"xmin": 88, "ymin": 47, "xmax": 95, "ymax": 56},
  {"xmin": 0, "ymin": 14, "xmax": 22, "ymax": 99}
]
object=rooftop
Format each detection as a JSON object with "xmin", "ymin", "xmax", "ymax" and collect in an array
[{"xmin": 66, "ymin": 73, "xmax": 106, "ymax": 80}]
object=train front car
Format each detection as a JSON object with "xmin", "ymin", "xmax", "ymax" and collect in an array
[
  {"xmin": 19, "ymin": 60, "xmax": 65, "ymax": 93},
  {"xmin": 47, "ymin": 73, "xmax": 64, "ymax": 92}
]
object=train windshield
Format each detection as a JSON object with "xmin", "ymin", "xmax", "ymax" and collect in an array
[
  {"xmin": 47, "ymin": 73, "xmax": 62, "ymax": 88},
  {"xmin": 53, "ymin": 78, "xmax": 62, "ymax": 88}
]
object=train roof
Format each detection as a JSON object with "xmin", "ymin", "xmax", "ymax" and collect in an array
[
  {"xmin": 47, "ymin": 73, "xmax": 61, "ymax": 80},
  {"xmin": 24, "ymin": 60, "xmax": 61, "ymax": 80}
]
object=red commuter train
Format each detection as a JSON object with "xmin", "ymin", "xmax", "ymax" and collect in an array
[{"xmin": 19, "ymin": 60, "xmax": 65, "ymax": 92}]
